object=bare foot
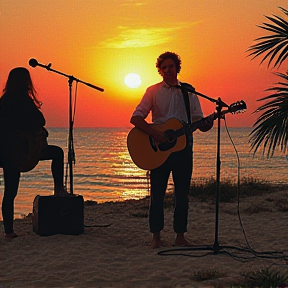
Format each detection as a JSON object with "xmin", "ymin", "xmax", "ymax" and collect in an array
[
  {"xmin": 150, "ymin": 232, "xmax": 162, "ymax": 249},
  {"xmin": 174, "ymin": 233, "xmax": 191, "ymax": 246}
]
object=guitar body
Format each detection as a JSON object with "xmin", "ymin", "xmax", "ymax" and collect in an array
[
  {"xmin": 127, "ymin": 118, "xmax": 186, "ymax": 170},
  {"xmin": 0, "ymin": 129, "xmax": 48, "ymax": 172},
  {"xmin": 127, "ymin": 100, "xmax": 247, "ymax": 170},
  {"xmin": 12, "ymin": 130, "xmax": 47, "ymax": 172}
]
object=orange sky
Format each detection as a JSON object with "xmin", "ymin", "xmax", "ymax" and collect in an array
[{"xmin": 1, "ymin": 0, "xmax": 287, "ymax": 127}]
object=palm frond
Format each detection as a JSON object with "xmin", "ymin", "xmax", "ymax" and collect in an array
[
  {"xmin": 279, "ymin": 7, "xmax": 288, "ymax": 16},
  {"xmin": 247, "ymin": 7, "xmax": 288, "ymax": 68},
  {"xmin": 274, "ymin": 44, "xmax": 288, "ymax": 67},
  {"xmin": 265, "ymin": 14, "xmax": 288, "ymax": 31},
  {"xmin": 249, "ymin": 72, "xmax": 288, "ymax": 157}
]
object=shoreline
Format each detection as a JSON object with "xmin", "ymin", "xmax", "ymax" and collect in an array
[
  {"xmin": 8, "ymin": 179, "xmax": 288, "ymax": 221},
  {"xmin": 1, "ymin": 188, "xmax": 288, "ymax": 287}
]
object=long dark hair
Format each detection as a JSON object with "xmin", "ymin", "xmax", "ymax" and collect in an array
[{"xmin": 2, "ymin": 67, "xmax": 42, "ymax": 108}]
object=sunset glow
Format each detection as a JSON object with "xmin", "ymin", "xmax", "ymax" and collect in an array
[{"xmin": 1, "ymin": 1, "xmax": 287, "ymax": 127}]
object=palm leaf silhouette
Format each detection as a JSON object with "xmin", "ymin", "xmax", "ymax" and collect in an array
[
  {"xmin": 250, "ymin": 72, "xmax": 288, "ymax": 157},
  {"xmin": 248, "ymin": 7, "xmax": 288, "ymax": 68},
  {"xmin": 248, "ymin": 7, "xmax": 288, "ymax": 158}
]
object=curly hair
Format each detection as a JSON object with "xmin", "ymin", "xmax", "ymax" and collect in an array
[{"xmin": 156, "ymin": 51, "xmax": 182, "ymax": 74}]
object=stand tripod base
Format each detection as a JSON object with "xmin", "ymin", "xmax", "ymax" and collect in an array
[{"xmin": 157, "ymin": 243, "xmax": 262, "ymax": 261}]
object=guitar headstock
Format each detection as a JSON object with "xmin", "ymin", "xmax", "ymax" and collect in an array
[{"xmin": 228, "ymin": 100, "xmax": 247, "ymax": 114}]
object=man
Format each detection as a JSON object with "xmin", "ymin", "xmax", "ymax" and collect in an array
[{"xmin": 130, "ymin": 52, "xmax": 214, "ymax": 248}]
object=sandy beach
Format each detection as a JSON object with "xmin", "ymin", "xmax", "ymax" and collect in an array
[{"xmin": 1, "ymin": 189, "xmax": 288, "ymax": 288}]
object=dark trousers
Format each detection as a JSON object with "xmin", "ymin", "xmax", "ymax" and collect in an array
[
  {"xmin": 149, "ymin": 144, "xmax": 193, "ymax": 234},
  {"xmin": 1, "ymin": 145, "xmax": 64, "ymax": 234}
]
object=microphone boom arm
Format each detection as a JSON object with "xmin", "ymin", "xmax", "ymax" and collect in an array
[
  {"xmin": 194, "ymin": 90, "xmax": 229, "ymax": 108},
  {"xmin": 178, "ymin": 83, "xmax": 229, "ymax": 108},
  {"xmin": 29, "ymin": 58, "xmax": 104, "ymax": 92},
  {"xmin": 28, "ymin": 58, "xmax": 104, "ymax": 194}
]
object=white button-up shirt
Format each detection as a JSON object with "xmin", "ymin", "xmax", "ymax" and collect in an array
[{"xmin": 132, "ymin": 81, "xmax": 203, "ymax": 124}]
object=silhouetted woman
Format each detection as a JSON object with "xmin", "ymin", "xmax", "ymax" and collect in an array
[{"xmin": 0, "ymin": 67, "xmax": 68, "ymax": 241}]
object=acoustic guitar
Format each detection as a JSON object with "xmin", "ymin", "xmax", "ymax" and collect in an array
[
  {"xmin": 127, "ymin": 100, "xmax": 246, "ymax": 170},
  {"xmin": 0, "ymin": 128, "xmax": 48, "ymax": 172}
]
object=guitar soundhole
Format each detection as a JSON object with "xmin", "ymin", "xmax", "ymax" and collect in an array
[
  {"xmin": 149, "ymin": 136, "xmax": 158, "ymax": 152},
  {"xmin": 158, "ymin": 130, "xmax": 177, "ymax": 151},
  {"xmin": 158, "ymin": 139, "xmax": 176, "ymax": 151},
  {"xmin": 164, "ymin": 129, "xmax": 177, "ymax": 143},
  {"xmin": 149, "ymin": 129, "xmax": 177, "ymax": 152}
]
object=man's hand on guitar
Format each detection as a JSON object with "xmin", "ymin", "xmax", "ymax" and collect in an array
[
  {"xmin": 151, "ymin": 129, "xmax": 167, "ymax": 144},
  {"xmin": 198, "ymin": 112, "xmax": 216, "ymax": 132}
]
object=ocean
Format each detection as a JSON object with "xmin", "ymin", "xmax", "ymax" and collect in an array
[{"xmin": 0, "ymin": 126, "xmax": 287, "ymax": 219}]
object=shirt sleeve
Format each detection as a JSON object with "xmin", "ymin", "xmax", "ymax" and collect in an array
[{"xmin": 131, "ymin": 88, "xmax": 153, "ymax": 119}]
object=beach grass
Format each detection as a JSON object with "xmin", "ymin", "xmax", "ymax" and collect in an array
[
  {"xmin": 231, "ymin": 266, "xmax": 288, "ymax": 288},
  {"xmin": 158, "ymin": 177, "xmax": 288, "ymax": 216},
  {"xmin": 190, "ymin": 177, "xmax": 288, "ymax": 203},
  {"xmin": 189, "ymin": 266, "xmax": 288, "ymax": 287}
]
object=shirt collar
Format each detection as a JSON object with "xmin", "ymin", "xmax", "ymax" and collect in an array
[{"xmin": 161, "ymin": 80, "xmax": 181, "ymax": 88}]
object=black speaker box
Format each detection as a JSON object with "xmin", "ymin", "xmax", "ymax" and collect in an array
[{"xmin": 32, "ymin": 194, "xmax": 84, "ymax": 236}]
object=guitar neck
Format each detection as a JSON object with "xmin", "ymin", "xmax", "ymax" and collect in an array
[
  {"xmin": 162, "ymin": 101, "xmax": 246, "ymax": 141},
  {"xmin": 169, "ymin": 115, "xmax": 214, "ymax": 139},
  {"xmin": 190, "ymin": 114, "xmax": 215, "ymax": 133}
]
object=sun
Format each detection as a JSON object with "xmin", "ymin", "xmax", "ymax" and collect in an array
[{"xmin": 125, "ymin": 73, "xmax": 142, "ymax": 88}]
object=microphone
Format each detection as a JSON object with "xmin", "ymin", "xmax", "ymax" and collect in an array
[
  {"xmin": 29, "ymin": 58, "xmax": 38, "ymax": 68},
  {"xmin": 28, "ymin": 58, "xmax": 51, "ymax": 70},
  {"xmin": 179, "ymin": 82, "xmax": 196, "ymax": 93}
]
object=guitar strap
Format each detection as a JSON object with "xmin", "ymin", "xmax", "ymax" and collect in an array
[
  {"xmin": 179, "ymin": 83, "xmax": 194, "ymax": 147},
  {"xmin": 179, "ymin": 83, "xmax": 191, "ymax": 126}
]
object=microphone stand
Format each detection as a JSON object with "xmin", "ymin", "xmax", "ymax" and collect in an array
[
  {"xmin": 194, "ymin": 91, "xmax": 228, "ymax": 254},
  {"xmin": 30, "ymin": 60, "xmax": 104, "ymax": 195},
  {"xmin": 159, "ymin": 88, "xmax": 245, "ymax": 256},
  {"xmin": 213, "ymin": 97, "xmax": 226, "ymax": 254}
]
